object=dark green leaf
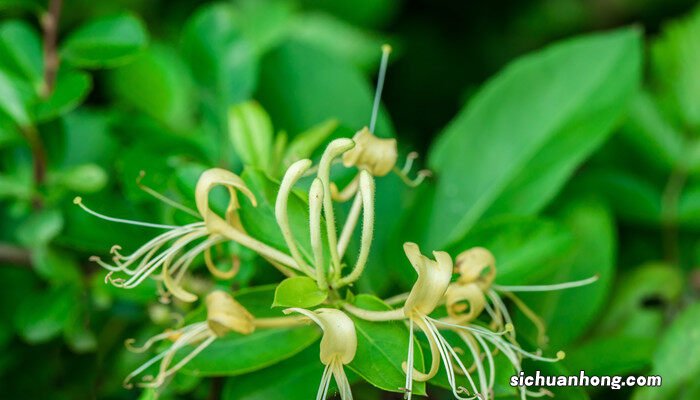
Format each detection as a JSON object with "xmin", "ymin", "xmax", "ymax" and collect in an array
[
  {"xmin": 425, "ymin": 28, "xmax": 641, "ymax": 250},
  {"xmin": 0, "ymin": 20, "xmax": 43, "ymax": 93},
  {"xmin": 14, "ymin": 285, "xmax": 79, "ymax": 344},
  {"xmin": 633, "ymin": 303, "xmax": 700, "ymax": 400},
  {"xmin": 257, "ymin": 40, "xmax": 393, "ymax": 135},
  {"xmin": 229, "ymin": 101, "xmax": 273, "ymax": 170},
  {"xmin": 222, "ymin": 344, "xmax": 325, "ymax": 400},
  {"xmin": 61, "ymin": 13, "xmax": 148, "ymax": 68},
  {"xmin": 347, "ymin": 294, "xmax": 426, "ymax": 395},
  {"xmin": 35, "ymin": 68, "xmax": 92, "ymax": 121},
  {"xmin": 16, "ymin": 209, "xmax": 64, "ymax": 247}
]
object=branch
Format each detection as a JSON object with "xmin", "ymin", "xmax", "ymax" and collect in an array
[
  {"xmin": 41, "ymin": 0, "xmax": 63, "ymax": 96},
  {"xmin": 0, "ymin": 243, "xmax": 32, "ymax": 268}
]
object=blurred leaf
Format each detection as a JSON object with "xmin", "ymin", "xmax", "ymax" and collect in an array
[
  {"xmin": 16, "ymin": 209, "xmax": 64, "ymax": 247},
  {"xmin": 289, "ymin": 12, "xmax": 385, "ymax": 72},
  {"xmin": 273, "ymin": 276, "xmax": 327, "ymax": 308},
  {"xmin": 678, "ymin": 183, "xmax": 700, "ymax": 227},
  {"xmin": 0, "ymin": 20, "xmax": 43, "ymax": 93},
  {"xmin": 257, "ymin": 40, "xmax": 393, "ymax": 135},
  {"xmin": 566, "ymin": 335, "xmax": 656, "ymax": 376},
  {"xmin": 425, "ymin": 28, "xmax": 641, "ymax": 250},
  {"xmin": 229, "ymin": 101, "xmax": 273, "ymax": 170},
  {"xmin": 651, "ymin": 6, "xmax": 700, "ymax": 130},
  {"xmin": 300, "ymin": 0, "xmax": 399, "ymax": 28},
  {"xmin": 633, "ymin": 303, "xmax": 700, "ymax": 400},
  {"xmin": 51, "ymin": 163, "xmax": 108, "ymax": 193},
  {"xmin": 181, "ymin": 286, "xmax": 320, "ymax": 376},
  {"xmin": 61, "ymin": 13, "xmax": 148, "ymax": 68},
  {"xmin": 222, "ymin": 345, "xmax": 324, "ymax": 400},
  {"xmin": 575, "ymin": 169, "xmax": 662, "ymax": 225},
  {"xmin": 108, "ymin": 44, "xmax": 193, "ymax": 128},
  {"xmin": 620, "ymin": 90, "xmax": 683, "ymax": 171},
  {"xmin": 446, "ymin": 215, "xmax": 573, "ymax": 286},
  {"xmin": 282, "ymin": 118, "xmax": 338, "ymax": 170},
  {"xmin": 0, "ymin": 68, "xmax": 33, "ymax": 127},
  {"xmin": 0, "ymin": 173, "xmax": 32, "ymax": 200},
  {"xmin": 597, "ymin": 263, "xmax": 684, "ymax": 338},
  {"xmin": 14, "ymin": 285, "xmax": 78, "ymax": 344},
  {"xmin": 31, "ymin": 246, "xmax": 81, "ymax": 285},
  {"xmin": 182, "ymin": 3, "xmax": 257, "ymax": 105},
  {"xmin": 35, "ymin": 68, "xmax": 91, "ymax": 121},
  {"xmin": 517, "ymin": 199, "xmax": 615, "ymax": 349},
  {"xmin": 234, "ymin": 0, "xmax": 295, "ymax": 53},
  {"xmin": 64, "ymin": 321, "xmax": 97, "ymax": 354},
  {"xmin": 60, "ymin": 108, "xmax": 117, "ymax": 167},
  {"xmin": 0, "ymin": 0, "xmax": 43, "ymax": 12},
  {"xmin": 347, "ymin": 294, "xmax": 426, "ymax": 395}
]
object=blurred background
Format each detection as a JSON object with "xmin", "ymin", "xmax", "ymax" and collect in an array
[{"xmin": 1, "ymin": 0, "xmax": 699, "ymax": 399}]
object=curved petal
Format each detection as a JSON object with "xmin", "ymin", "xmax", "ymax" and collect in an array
[
  {"xmin": 403, "ymin": 242, "xmax": 453, "ymax": 317},
  {"xmin": 455, "ymin": 247, "xmax": 496, "ymax": 288},
  {"xmin": 342, "ymin": 128, "xmax": 397, "ymax": 176},
  {"xmin": 206, "ymin": 291, "xmax": 255, "ymax": 336}
]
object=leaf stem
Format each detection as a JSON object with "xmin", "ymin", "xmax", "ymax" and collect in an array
[{"xmin": 41, "ymin": 0, "xmax": 63, "ymax": 97}]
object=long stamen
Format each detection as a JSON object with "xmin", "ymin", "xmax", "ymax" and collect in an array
[
  {"xmin": 332, "ymin": 361, "xmax": 353, "ymax": 400},
  {"xmin": 404, "ymin": 318, "xmax": 415, "ymax": 400},
  {"xmin": 459, "ymin": 332, "xmax": 489, "ymax": 399},
  {"xmin": 369, "ymin": 44, "xmax": 392, "ymax": 133},
  {"xmin": 501, "ymin": 291, "xmax": 548, "ymax": 346},
  {"xmin": 493, "ymin": 275, "xmax": 599, "ymax": 292},
  {"xmin": 317, "ymin": 363, "xmax": 333, "ymax": 400},
  {"xmin": 74, "ymin": 197, "xmax": 181, "ymax": 229},
  {"xmin": 137, "ymin": 171, "xmax": 200, "ymax": 218}
]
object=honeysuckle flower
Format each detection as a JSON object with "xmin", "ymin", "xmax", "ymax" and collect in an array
[
  {"xmin": 76, "ymin": 168, "xmax": 309, "ymax": 302},
  {"xmin": 284, "ymin": 308, "xmax": 357, "ymax": 400},
  {"xmin": 274, "ymin": 142, "xmax": 376, "ymax": 290},
  {"xmin": 124, "ymin": 290, "xmax": 303, "ymax": 388},
  {"xmin": 343, "ymin": 242, "xmax": 480, "ymax": 399}
]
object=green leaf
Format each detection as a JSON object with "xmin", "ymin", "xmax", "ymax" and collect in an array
[
  {"xmin": 108, "ymin": 45, "xmax": 193, "ymax": 128},
  {"xmin": 566, "ymin": 335, "xmax": 656, "ymax": 377},
  {"xmin": 347, "ymin": 294, "xmax": 426, "ymax": 395},
  {"xmin": 51, "ymin": 163, "xmax": 108, "ymax": 193},
  {"xmin": 61, "ymin": 13, "xmax": 148, "ymax": 68},
  {"xmin": 574, "ymin": 169, "xmax": 662, "ymax": 225},
  {"xmin": 229, "ymin": 101, "xmax": 273, "ymax": 170},
  {"xmin": 14, "ymin": 285, "xmax": 79, "ymax": 344},
  {"xmin": 597, "ymin": 263, "xmax": 684, "ymax": 338},
  {"xmin": 31, "ymin": 247, "xmax": 82, "ymax": 285},
  {"xmin": 516, "ymin": 199, "xmax": 615, "ymax": 349},
  {"xmin": 446, "ymin": 215, "xmax": 573, "ymax": 286},
  {"xmin": 222, "ymin": 344, "xmax": 324, "ymax": 400},
  {"xmin": 620, "ymin": 90, "xmax": 683, "ymax": 171},
  {"xmin": 424, "ymin": 28, "xmax": 641, "ymax": 250},
  {"xmin": 0, "ymin": 68, "xmax": 32, "ymax": 127},
  {"xmin": 0, "ymin": 20, "xmax": 43, "ymax": 93},
  {"xmin": 182, "ymin": 3, "xmax": 257, "ymax": 105},
  {"xmin": 273, "ymin": 276, "xmax": 327, "ymax": 308},
  {"xmin": 282, "ymin": 118, "xmax": 338, "ymax": 170},
  {"xmin": 16, "ymin": 209, "xmax": 64, "ymax": 247},
  {"xmin": 35, "ymin": 68, "xmax": 91, "ymax": 121},
  {"xmin": 182, "ymin": 286, "xmax": 320, "ymax": 376},
  {"xmin": 257, "ymin": 39, "xmax": 393, "ymax": 135},
  {"xmin": 633, "ymin": 303, "xmax": 700, "ymax": 400},
  {"xmin": 289, "ymin": 12, "xmax": 385, "ymax": 72},
  {"xmin": 651, "ymin": 6, "xmax": 700, "ymax": 129}
]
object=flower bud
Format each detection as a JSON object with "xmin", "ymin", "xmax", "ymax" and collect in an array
[
  {"xmin": 342, "ymin": 127, "xmax": 398, "ymax": 176},
  {"xmin": 206, "ymin": 291, "xmax": 255, "ymax": 336},
  {"xmin": 402, "ymin": 242, "xmax": 453, "ymax": 318},
  {"xmin": 455, "ymin": 247, "xmax": 496, "ymax": 288}
]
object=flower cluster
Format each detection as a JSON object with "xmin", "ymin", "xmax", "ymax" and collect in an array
[{"xmin": 76, "ymin": 45, "xmax": 597, "ymax": 399}]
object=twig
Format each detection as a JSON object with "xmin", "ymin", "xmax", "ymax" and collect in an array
[
  {"xmin": 41, "ymin": 0, "xmax": 63, "ymax": 96},
  {"xmin": 0, "ymin": 243, "xmax": 32, "ymax": 267}
]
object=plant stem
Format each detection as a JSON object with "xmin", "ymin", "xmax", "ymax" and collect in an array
[
  {"xmin": 0, "ymin": 243, "xmax": 32, "ymax": 267},
  {"xmin": 661, "ymin": 168, "xmax": 687, "ymax": 265},
  {"xmin": 41, "ymin": 0, "xmax": 63, "ymax": 97}
]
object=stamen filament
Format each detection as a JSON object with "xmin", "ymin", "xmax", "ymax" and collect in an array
[
  {"xmin": 342, "ymin": 303, "xmax": 405, "ymax": 321},
  {"xmin": 369, "ymin": 44, "xmax": 392, "ymax": 133},
  {"xmin": 137, "ymin": 171, "xmax": 200, "ymax": 218},
  {"xmin": 73, "ymin": 197, "xmax": 180, "ymax": 229},
  {"xmin": 493, "ymin": 275, "xmax": 599, "ymax": 292}
]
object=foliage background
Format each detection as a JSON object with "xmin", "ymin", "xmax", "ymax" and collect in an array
[{"xmin": 1, "ymin": 0, "xmax": 699, "ymax": 399}]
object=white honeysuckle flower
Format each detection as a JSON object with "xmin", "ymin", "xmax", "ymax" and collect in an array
[
  {"xmin": 284, "ymin": 308, "xmax": 357, "ymax": 400},
  {"xmin": 76, "ymin": 168, "xmax": 308, "ymax": 302},
  {"xmin": 342, "ymin": 127, "xmax": 398, "ymax": 177},
  {"xmin": 123, "ymin": 290, "xmax": 303, "ymax": 389}
]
